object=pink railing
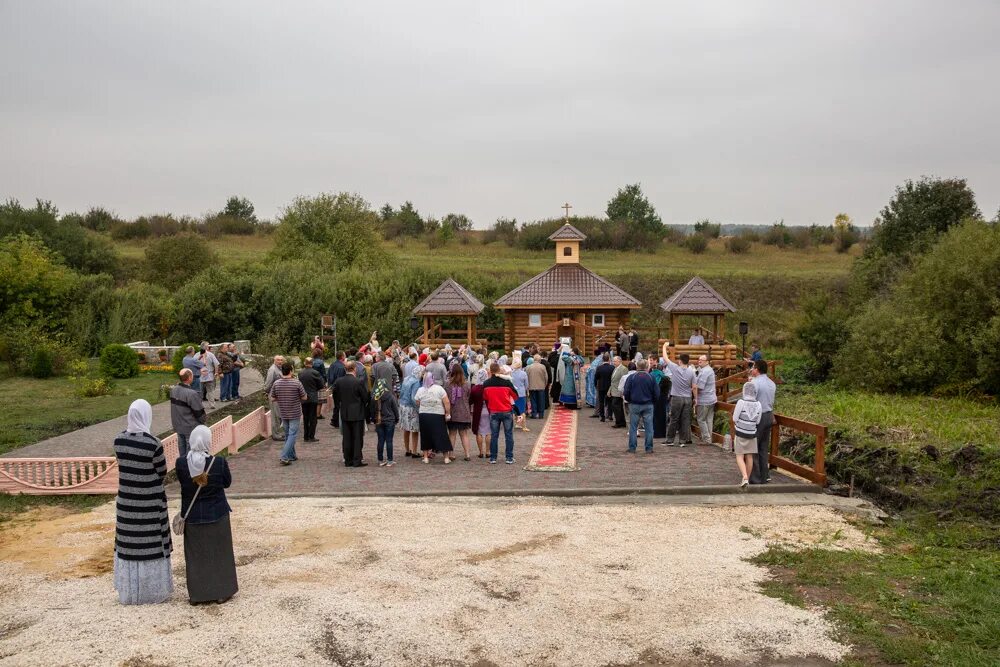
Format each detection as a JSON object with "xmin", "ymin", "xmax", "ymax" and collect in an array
[{"xmin": 0, "ymin": 407, "xmax": 270, "ymax": 496}]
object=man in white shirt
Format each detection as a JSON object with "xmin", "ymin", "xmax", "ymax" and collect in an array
[
  {"xmin": 198, "ymin": 341, "xmax": 220, "ymax": 408},
  {"xmin": 688, "ymin": 328, "xmax": 705, "ymax": 345},
  {"xmin": 661, "ymin": 342, "xmax": 695, "ymax": 447},
  {"xmin": 749, "ymin": 360, "xmax": 777, "ymax": 484},
  {"xmin": 692, "ymin": 355, "xmax": 717, "ymax": 445}
]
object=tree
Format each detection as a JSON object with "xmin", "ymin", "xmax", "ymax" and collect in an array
[
  {"xmin": 0, "ymin": 234, "xmax": 78, "ymax": 324},
  {"xmin": 606, "ymin": 184, "xmax": 663, "ymax": 235},
  {"xmin": 379, "ymin": 204, "xmax": 395, "ymax": 222},
  {"xmin": 832, "ymin": 213, "xmax": 858, "ymax": 253},
  {"xmin": 82, "ymin": 207, "xmax": 120, "ymax": 232},
  {"xmin": 441, "ymin": 213, "xmax": 473, "ymax": 232},
  {"xmin": 396, "ymin": 201, "xmax": 425, "ymax": 236},
  {"xmin": 693, "ymin": 219, "xmax": 721, "ymax": 238},
  {"xmin": 143, "ymin": 234, "xmax": 217, "ymax": 290},
  {"xmin": 222, "ymin": 196, "xmax": 257, "ymax": 223},
  {"xmin": 273, "ymin": 192, "xmax": 386, "ymax": 269},
  {"xmin": 795, "ymin": 292, "xmax": 849, "ymax": 380},
  {"xmin": 867, "ymin": 177, "xmax": 980, "ymax": 259},
  {"xmin": 0, "ymin": 199, "xmax": 119, "ymax": 276}
]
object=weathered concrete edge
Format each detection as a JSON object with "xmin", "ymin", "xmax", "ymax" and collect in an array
[{"xmin": 227, "ymin": 483, "xmax": 821, "ymax": 500}]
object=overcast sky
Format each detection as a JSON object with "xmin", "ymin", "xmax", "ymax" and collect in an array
[{"xmin": 2, "ymin": 1, "xmax": 998, "ymax": 227}]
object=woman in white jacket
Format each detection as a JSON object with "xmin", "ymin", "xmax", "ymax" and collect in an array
[{"xmin": 731, "ymin": 382, "xmax": 762, "ymax": 487}]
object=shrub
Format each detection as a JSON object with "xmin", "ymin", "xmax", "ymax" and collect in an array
[
  {"xmin": 100, "ymin": 343, "xmax": 139, "ymax": 378},
  {"xmin": 273, "ymin": 192, "xmax": 387, "ymax": 269},
  {"xmin": 137, "ymin": 351, "xmax": 147, "ymax": 363},
  {"xmin": 143, "ymin": 233, "xmax": 217, "ymax": 289},
  {"xmin": 77, "ymin": 377, "xmax": 114, "ymax": 397},
  {"xmin": 683, "ymin": 234, "xmax": 708, "ymax": 254},
  {"xmin": 725, "ymin": 236, "xmax": 751, "ymax": 254},
  {"xmin": 171, "ymin": 343, "xmax": 199, "ymax": 373},
  {"xmin": 762, "ymin": 222, "xmax": 792, "ymax": 247},
  {"xmin": 157, "ymin": 348, "xmax": 168, "ymax": 360},
  {"xmin": 202, "ymin": 213, "xmax": 256, "ymax": 237},
  {"xmin": 29, "ymin": 347, "xmax": 54, "ymax": 378},
  {"xmin": 110, "ymin": 218, "xmax": 151, "ymax": 240},
  {"xmin": 795, "ymin": 293, "xmax": 848, "ymax": 380}
]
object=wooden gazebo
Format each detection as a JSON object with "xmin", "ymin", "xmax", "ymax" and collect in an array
[
  {"xmin": 413, "ymin": 278, "xmax": 485, "ymax": 347},
  {"xmin": 660, "ymin": 277, "xmax": 739, "ymax": 365}
]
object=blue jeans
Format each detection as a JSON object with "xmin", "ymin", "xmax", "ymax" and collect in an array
[
  {"xmin": 231, "ymin": 368, "xmax": 241, "ymax": 398},
  {"xmin": 191, "ymin": 376, "xmax": 201, "ymax": 392},
  {"xmin": 281, "ymin": 418, "xmax": 300, "ymax": 461},
  {"xmin": 376, "ymin": 422, "xmax": 395, "ymax": 462},
  {"xmin": 219, "ymin": 372, "xmax": 232, "ymax": 401},
  {"xmin": 628, "ymin": 402, "xmax": 655, "ymax": 452},
  {"xmin": 177, "ymin": 433, "xmax": 189, "ymax": 457},
  {"xmin": 529, "ymin": 389, "xmax": 546, "ymax": 419},
  {"xmin": 489, "ymin": 411, "xmax": 514, "ymax": 462}
]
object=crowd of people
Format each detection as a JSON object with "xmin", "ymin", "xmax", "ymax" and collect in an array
[{"xmin": 115, "ymin": 329, "xmax": 775, "ymax": 606}]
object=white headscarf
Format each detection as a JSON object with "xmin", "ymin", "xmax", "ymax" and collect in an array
[
  {"xmin": 187, "ymin": 425, "xmax": 212, "ymax": 477},
  {"xmin": 126, "ymin": 399, "xmax": 152, "ymax": 434}
]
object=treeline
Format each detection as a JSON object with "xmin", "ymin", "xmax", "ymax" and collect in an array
[{"xmin": 796, "ymin": 177, "xmax": 1000, "ymax": 395}]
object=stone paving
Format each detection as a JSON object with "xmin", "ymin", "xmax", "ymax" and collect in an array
[
  {"xmin": 221, "ymin": 405, "xmax": 804, "ymax": 496},
  {"xmin": 3, "ymin": 370, "xmax": 263, "ymax": 459}
]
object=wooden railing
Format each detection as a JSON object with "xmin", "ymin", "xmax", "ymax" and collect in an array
[
  {"xmin": 0, "ymin": 407, "xmax": 270, "ymax": 496},
  {"xmin": 708, "ymin": 402, "xmax": 827, "ymax": 486}
]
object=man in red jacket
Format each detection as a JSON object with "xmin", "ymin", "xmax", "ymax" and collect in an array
[{"xmin": 481, "ymin": 362, "xmax": 519, "ymax": 464}]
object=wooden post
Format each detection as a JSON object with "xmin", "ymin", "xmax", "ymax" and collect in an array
[
  {"xmin": 422, "ymin": 317, "xmax": 430, "ymax": 345},
  {"xmin": 815, "ymin": 426, "xmax": 826, "ymax": 482},
  {"xmin": 770, "ymin": 418, "xmax": 780, "ymax": 469},
  {"xmin": 719, "ymin": 314, "xmax": 726, "ymax": 343},
  {"xmin": 712, "ymin": 315, "xmax": 719, "ymax": 341},
  {"xmin": 671, "ymin": 314, "xmax": 679, "ymax": 344},
  {"xmin": 466, "ymin": 315, "xmax": 473, "ymax": 345}
]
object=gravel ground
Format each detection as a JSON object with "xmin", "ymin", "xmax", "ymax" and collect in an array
[{"xmin": 0, "ymin": 497, "xmax": 875, "ymax": 666}]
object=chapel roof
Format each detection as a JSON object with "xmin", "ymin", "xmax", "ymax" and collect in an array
[
  {"xmin": 547, "ymin": 223, "xmax": 588, "ymax": 241},
  {"xmin": 494, "ymin": 264, "xmax": 641, "ymax": 309}
]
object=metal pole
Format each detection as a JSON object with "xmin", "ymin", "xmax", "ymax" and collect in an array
[{"xmin": 333, "ymin": 313, "xmax": 338, "ymax": 357}]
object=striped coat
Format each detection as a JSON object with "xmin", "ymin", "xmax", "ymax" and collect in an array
[{"xmin": 113, "ymin": 431, "xmax": 172, "ymax": 561}]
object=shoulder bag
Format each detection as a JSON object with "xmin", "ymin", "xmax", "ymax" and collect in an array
[{"xmin": 172, "ymin": 456, "xmax": 216, "ymax": 535}]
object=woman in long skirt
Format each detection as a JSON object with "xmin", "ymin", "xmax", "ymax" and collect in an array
[
  {"xmin": 470, "ymin": 369, "xmax": 491, "ymax": 458},
  {"xmin": 415, "ymin": 372, "xmax": 453, "ymax": 463},
  {"xmin": 175, "ymin": 425, "xmax": 238, "ymax": 604},
  {"xmin": 113, "ymin": 399, "xmax": 173, "ymax": 605}
]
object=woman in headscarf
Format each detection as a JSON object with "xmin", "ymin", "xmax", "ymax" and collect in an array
[
  {"xmin": 445, "ymin": 363, "xmax": 473, "ymax": 461},
  {"xmin": 557, "ymin": 346, "xmax": 585, "ymax": 409},
  {"xmin": 175, "ymin": 424, "xmax": 237, "ymax": 604},
  {"xmin": 510, "ymin": 358, "xmax": 530, "ymax": 432},
  {"xmin": 399, "ymin": 366, "xmax": 423, "ymax": 457},
  {"xmin": 469, "ymin": 367, "xmax": 491, "ymax": 458},
  {"xmin": 415, "ymin": 370, "xmax": 452, "ymax": 463},
  {"xmin": 731, "ymin": 381, "xmax": 763, "ymax": 488},
  {"xmin": 652, "ymin": 360, "xmax": 671, "ymax": 439},
  {"xmin": 113, "ymin": 399, "xmax": 173, "ymax": 605}
]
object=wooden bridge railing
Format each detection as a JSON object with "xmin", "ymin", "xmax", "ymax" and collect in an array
[{"xmin": 0, "ymin": 407, "xmax": 271, "ymax": 496}]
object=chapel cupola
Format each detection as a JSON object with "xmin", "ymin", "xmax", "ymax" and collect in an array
[{"xmin": 548, "ymin": 222, "xmax": 587, "ymax": 264}]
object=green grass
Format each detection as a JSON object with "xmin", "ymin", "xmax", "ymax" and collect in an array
[
  {"xmin": 116, "ymin": 233, "xmax": 858, "ymax": 278},
  {"xmin": 0, "ymin": 365, "xmax": 172, "ymax": 455},
  {"xmin": 753, "ymin": 520, "xmax": 1000, "ymax": 666},
  {"xmin": 780, "ymin": 384, "xmax": 1000, "ymax": 453}
]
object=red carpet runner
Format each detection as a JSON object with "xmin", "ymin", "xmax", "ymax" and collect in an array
[{"xmin": 524, "ymin": 405, "xmax": 578, "ymax": 472}]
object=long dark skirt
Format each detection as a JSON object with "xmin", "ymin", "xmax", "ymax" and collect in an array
[
  {"xmin": 419, "ymin": 412, "xmax": 452, "ymax": 453},
  {"xmin": 183, "ymin": 513, "xmax": 238, "ymax": 603}
]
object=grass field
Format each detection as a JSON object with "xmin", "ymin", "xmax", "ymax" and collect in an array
[
  {"xmin": 114, "ymin": 233, "xmax": 858, "ymax": 278},
  {"xmin": 0, "ymin": 365, "xmax": 171, "ymax": 455},
  {"xmin": 780, "ymin": 385, "xmax": 1000, "ymax": 453}
]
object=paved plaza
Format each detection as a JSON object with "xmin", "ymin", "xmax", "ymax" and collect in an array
[{"xmin": 221, "ymin": 405, "xmax": 805, "ymax": 497}]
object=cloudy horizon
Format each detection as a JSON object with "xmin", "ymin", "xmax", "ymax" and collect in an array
[{"xmin": 2, "ymin": 1, "xmax": 998, "ymax": 228}]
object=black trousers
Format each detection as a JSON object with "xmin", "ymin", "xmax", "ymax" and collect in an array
[
  {"xmin": 302, "ymin": 401, "xmax": 318, "ymax": 440},
  {"xmin": 330, "ymin": 397, "xmax": 341, "ymax": 428},
  {"xmin": 611, "ymin": 396, "xmax": 626, "ymax": 427},
  {"xmin": 342, "ymin": 419, "xmax": 365, "ymax": 466},
  {"xmin": 594, "ymin": 391, "xmax": 609, "ymax": 421},
  {"xmin": 751, "ymin": 411, "xmax": 774, "ymax": 484}
]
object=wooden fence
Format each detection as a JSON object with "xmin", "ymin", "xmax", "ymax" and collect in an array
[
  {"xmin": 0, "ymin": 407, "xmax": 271, "ymax": 496},
  {"xmin": 709, "ymin": 369, "xmax": 826, "ymax": 485}
]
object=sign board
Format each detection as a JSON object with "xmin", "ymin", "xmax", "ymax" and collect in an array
[{"xmin": 562, "ymin": 318, "xmax": 571, "ymax": 327}]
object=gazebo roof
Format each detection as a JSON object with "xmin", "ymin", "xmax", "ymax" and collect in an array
[
  {"xmin": 660, "ymin": 277, "xmax": 736, "ymax": 314},
  {"xmin": 413, "ymin": 278, "xmax": 485, "ymax": 315},
  {"xmin": 548, "ymin": 223, "xmax": 588, "ymax": 241},
  {"xmin": 495, "ymin": 264, "xmax": 640, "ymax": 309}
]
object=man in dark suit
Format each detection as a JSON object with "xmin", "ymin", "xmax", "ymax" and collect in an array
[
  {"xmin": 332, "ymin": 360, "xmax": 370, "ymax": 467},
  {"xmin": 629, "ymin": 328, "xmax": 639, "ymax": 357},
  {"xmin": 327, "ymin": 351, "xmax": 347, "ymax": 428},
  {"xmin": 592, "ymin": 353, "xmax": 614, "ymax": 422}
]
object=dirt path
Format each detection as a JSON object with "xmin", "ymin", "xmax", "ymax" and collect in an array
[{"xmin": 0, "ymin": 497, "xmax": 876, "ymax": 666}]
